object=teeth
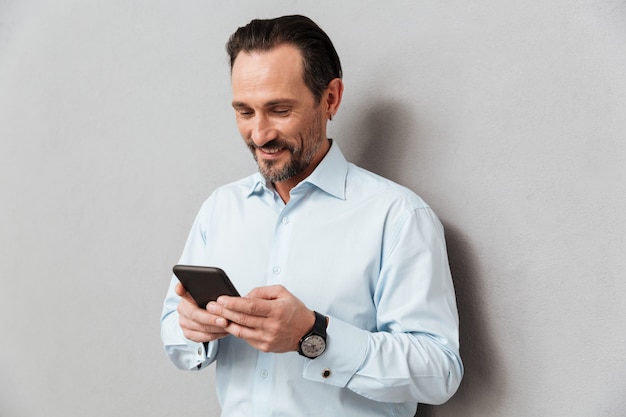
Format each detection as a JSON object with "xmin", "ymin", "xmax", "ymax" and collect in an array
[{"xmin": 262, "ymin": 148, "xmax": 281, "ymax": 154}]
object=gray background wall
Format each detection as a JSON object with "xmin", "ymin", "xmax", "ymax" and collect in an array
[{"xmin": 1, "ymin": 1, "xmax": 625, "ymax": 416}]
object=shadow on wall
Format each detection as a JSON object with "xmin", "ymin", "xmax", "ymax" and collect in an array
[
  {"xmin": 349, "ymin": 100, "xmax": 414, "ymax": 183},
  {"xmin": 349, "ymin": 100, "xmax": 503, "ymax": 416},
  {"xmin": 416, "ymin": 224, "xmax": 504, "ymax": 416}
]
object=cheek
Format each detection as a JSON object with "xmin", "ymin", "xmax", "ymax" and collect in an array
[{"xmin": 281, "ymin": 118, "xmax": 310, "ymax": 139}]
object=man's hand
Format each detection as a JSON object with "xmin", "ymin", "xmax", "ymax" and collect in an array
[
  {"xmin": 207, "ymin": 285, "xmax": 315, "ymax": 353},
  {"xmin": 176, "ymin": 282, "xmax": 230, "ymax": 343}
]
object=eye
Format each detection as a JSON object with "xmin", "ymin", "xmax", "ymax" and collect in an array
[
  {"xmin": 236, "ymin": 108, "xmax": 254, "ymax": 118},
  {"xmin": 270, "ymin": 106, "xmax": 291, "ymax": 116}
]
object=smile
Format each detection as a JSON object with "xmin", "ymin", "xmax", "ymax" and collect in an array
[
  {"xmin": 260, "ymin": 147, "xmax": 283, "ymax": 154},
  {"xmin": 255, "ymin": 141, "xmax": 294, "ymax": 159}
]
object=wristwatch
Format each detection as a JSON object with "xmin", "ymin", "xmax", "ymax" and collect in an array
[{"xmin": 298, "ymin": 311, "xmax": 327, "ymax": 359}]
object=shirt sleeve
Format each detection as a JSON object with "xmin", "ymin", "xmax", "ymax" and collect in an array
[
  {"xmin": 160, "ymin": 276, "xmax": 218, "ymax": 371},
  {"xmin": 302, "ymin": 207, "xmax": 464, "ymax": 405},
  {"xmin": 160, "ymin": 200, "xmax": 218, "ymax": 371}
]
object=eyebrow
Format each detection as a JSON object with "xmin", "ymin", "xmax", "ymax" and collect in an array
[{"xmin": 231, "ymin": 99, "xmax": 297, "ymax": 109}]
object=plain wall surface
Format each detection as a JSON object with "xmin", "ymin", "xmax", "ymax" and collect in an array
[{"xmin": 1, "ymin": 1, "xmax": 625, "ymax": 416}]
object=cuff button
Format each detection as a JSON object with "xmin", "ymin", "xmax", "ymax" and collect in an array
[{"xmin": 322, "ymin": 368, "xmax": 331, "ymax": 378}]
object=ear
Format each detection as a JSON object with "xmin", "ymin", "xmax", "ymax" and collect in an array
[{"xmin": 324, "ymin": 78, "xmax": 344, "ymax": 120}]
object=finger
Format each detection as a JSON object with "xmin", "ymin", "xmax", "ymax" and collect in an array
[
  {"xmin": 220, "ymin": 317, "xmax": 291, "ymax": 353},
  {"xmin": 177, "ymin": 295, "xmax": 202, "ymax": 318},
  {"xmin": 216, "ymin": 295, "xmax": 272, "ymax": 318},
  {"xmin": 221, "ymin": 320, "xmax": 256, "ymax": 341},
  {"xmin": 210, "ymin": 299, "xmax": 274, "ymax": 332},
  {"xmin": 180, "ymin": 317, "xmax": 226, "ymax": 335},
  {"xmin": 246, "ymin": 284, "xmax": 287, "ymax": 300},
  {"xmin": 178, "ymin": 311, "xmax": 228, "ymax": 333},
  {"xmin": 178, "ymin": 302, "xmax": 231, "ymax": 343},
  {"xmin": 178, "ymin": 298, "xmax": 228, "ymax": 330},
  {"xmin": 175, "ymin": 281, "xmax": 187, "ymax": 297},
  {"xmin": 176, "ymin": 283, "xmax": 206, "ymax": 311},
  {"xmin": 176, "ymin": 282, "xmax": 200, "ymax": 307},
  {"xmin": 181, "ymin": 325, "xmax": 229, "ymax": 343}
]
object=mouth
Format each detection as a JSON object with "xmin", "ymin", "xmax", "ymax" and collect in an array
[
  {"xmin": 256, "ymin": 146, "xmax": 286, "ymax": 160},
  {"xmin": 260, "ymin": 146, "xmax": 283, "ymax": 154},
  {"xmin": 251, "ymin": 139, "xmax": 293, "ymax": 160}
]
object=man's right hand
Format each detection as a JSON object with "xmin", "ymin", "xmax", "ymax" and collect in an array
[{"xmin": 176, "ymin": 282, "xmax": 230, "ymax": 343}]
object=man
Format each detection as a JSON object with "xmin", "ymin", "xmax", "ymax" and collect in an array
[{"xmin": 161, "ymin": 15, "xmax": 463, "ymax": 416}]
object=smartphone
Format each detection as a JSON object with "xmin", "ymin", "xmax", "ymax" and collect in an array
[{"xmin": 173, "ymin": 265, "xmax": 240, "ymax": 308}]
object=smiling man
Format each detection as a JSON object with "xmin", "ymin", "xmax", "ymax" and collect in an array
[
  {"xmin": 161, "ymin": 15, "xmax": 463, "ymax": 416},
  {"xmin": 231, "ymin": 42, "xmax": 340, "ymax": 202}
]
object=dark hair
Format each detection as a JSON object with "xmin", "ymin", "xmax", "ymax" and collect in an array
[{"xmin": 226, "ymin": 15, "xmax": 342, "ymax": 104}]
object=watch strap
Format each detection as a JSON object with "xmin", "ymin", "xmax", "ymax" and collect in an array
[{"xmin": 310, "ymin": 311, "xmax": 327, "ymax": 338}]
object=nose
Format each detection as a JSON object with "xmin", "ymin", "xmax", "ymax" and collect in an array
[{"xmin": 250, "ymin": 114, "xmax": 277, "ymax": 147}]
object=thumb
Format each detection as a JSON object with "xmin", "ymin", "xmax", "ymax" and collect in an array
[{"xmin": 246, "ymin": 284, "xmax": 287, "ymax": 300}]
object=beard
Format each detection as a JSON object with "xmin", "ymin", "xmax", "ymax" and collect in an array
[{"xmin": 246, "ymin": 113, "xmax": 324, "ymax": 183}]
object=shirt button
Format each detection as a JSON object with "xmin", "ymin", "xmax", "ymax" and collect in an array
[
  {"xmin": 322, "ymin": 368, "xmax": 331, "ymax": 378},
  {"xmin": 260, "ymin": 369, "xmax": 269, "ymax": 379},
  {"xmin": 272, "ymin": 266, "xmax": 281, "ymax": 275},
  {"xmin": 197, "ymin": 347, "xmax": 203, "ymax": 355},
  {"xmin": 282, "ymin": 217, "xmax": 290, "ymax": 224}
]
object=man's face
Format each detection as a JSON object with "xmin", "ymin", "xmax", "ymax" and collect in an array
[{"xmin": 231, "ymin": 44, "xmax": 328, "ymax": 184}]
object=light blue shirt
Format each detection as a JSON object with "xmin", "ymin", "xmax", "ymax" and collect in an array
[{"xmin": 161, "ymin": 141, "xmax": 463, "ymax": 416}]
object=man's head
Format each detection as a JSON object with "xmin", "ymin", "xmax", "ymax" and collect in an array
[
  {"xmin": 227, "ymin": 16, "xmax": 344, "ymax": 190},
  {"xmin": 226, "ymin": 15, "xmax": 342, "ymax": 105}
]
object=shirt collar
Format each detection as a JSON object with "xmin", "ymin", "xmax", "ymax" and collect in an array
[{"xmin": 246, "ymin": 140, "xmax": 348, "ymax": 200}]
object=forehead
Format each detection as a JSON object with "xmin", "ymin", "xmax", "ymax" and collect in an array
[{"xmin": 231, "ymin": 44, "xmax": 312, "ymax": 104}]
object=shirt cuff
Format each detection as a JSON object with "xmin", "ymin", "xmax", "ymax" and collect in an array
[{"xmin": 302, "ymin": 316, "xmax": 368, "ymax": 387}]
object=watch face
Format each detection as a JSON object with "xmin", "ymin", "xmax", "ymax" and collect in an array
[{"xmin": 301, "ymin": 334, "xmax": 326, "ymax": 358}]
